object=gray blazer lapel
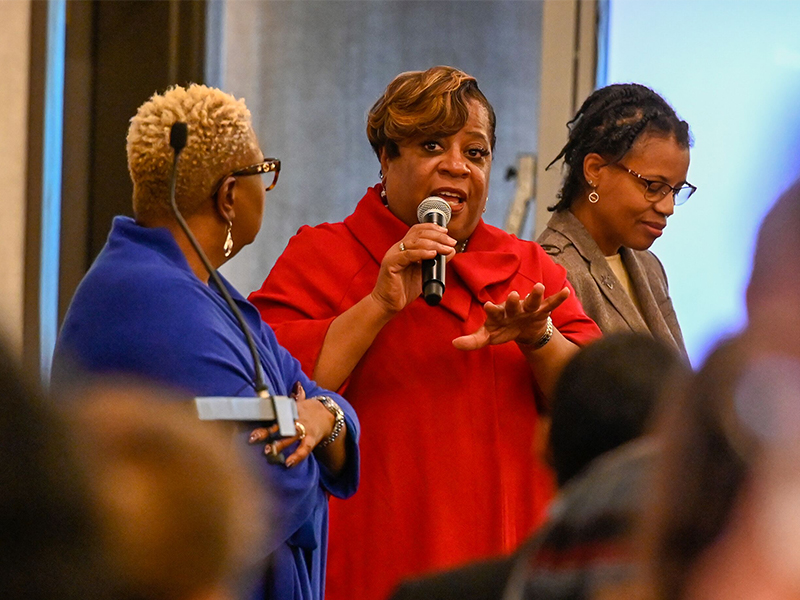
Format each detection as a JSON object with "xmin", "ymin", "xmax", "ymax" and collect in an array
[
  {"xmin": 622, "ymin": 249, "xmax": 685, "ymax": 353},
  {"xmin": 548, "ymin": 212, "xmax": 649, "ymax": 333},
  {"xmin": 586, "ymin": 250, "xmax": 650, "ymax": 334}
]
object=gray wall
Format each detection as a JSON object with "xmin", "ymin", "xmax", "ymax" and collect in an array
[{"xmin": 219, "ymin": 0, "xmax": 544, "ymax": 295}]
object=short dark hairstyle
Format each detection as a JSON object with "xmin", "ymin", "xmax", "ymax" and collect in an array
[
  {"xmin": 550, "ymin": 333, "xmax": 688, "ymax": 487},
  {"xmin": 547, "ymin": 83, "xmax": 692, "ymax": 212}
]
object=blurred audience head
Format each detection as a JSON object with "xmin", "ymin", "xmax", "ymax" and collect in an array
[
  {"xmin": 646, "ymin": 179, "xmax": 800, "ymax": 599},
  {"xmin": 647, "ymin": 345, "xmax": 800, "ymax": 599},
  {"xmin": 127, "ymin": 83, "xmax": 260, "ymax": 223},
  {"xmin": 646, "ymin": 337, "xmax": 750, "ymax": 599},
  {"xmin": 0, "ymin": 341, "xmax": 105, "ymax": 600},
  {"xmin": 550, "ymin": 332, "xmax": 688, "ymax": 487},
  {"xmin": 747, "ymin": 177, "xmax": 800, "ymax": 356},
  {"xmin": 67, "ymin": 383, "xmax": 269, "ymax": 600}
]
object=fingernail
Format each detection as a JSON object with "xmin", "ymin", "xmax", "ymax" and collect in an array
[
  {"xmin": 285, "ymin": 458, "xmax": 295, "ymax": 468},
  {"xmin": 249, "ymin": 432, "xmax": 259, "ymax": 443}
]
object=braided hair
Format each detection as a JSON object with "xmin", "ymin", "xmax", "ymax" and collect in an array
[{"xmin": 547, "ymin": 83, "xmax": 691, "ymax": 212}]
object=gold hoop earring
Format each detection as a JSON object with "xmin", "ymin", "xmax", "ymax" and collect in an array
[
  {"xmin": 588, "ymin": 190, "xmax": 599, "ymax": 204},
  {"xmin": 223, "ymin": 220, "xmax": 234, "ymax": 257}
]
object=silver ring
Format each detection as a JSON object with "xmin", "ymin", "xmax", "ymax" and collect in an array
[
  {"xmin": 295, "ymin": 421, "xmax": 306, "ymax": 440},
  {"xmin": 399, "ymin": 242, "xmax": 407, "ymax": 252}
]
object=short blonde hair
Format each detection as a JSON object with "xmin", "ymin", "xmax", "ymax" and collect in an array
[
  {"xmin": 367, "ymin": 65, "xmax": 496, "ymax": 160},
  {"xmin": 127, "ymin": 84, "xmax": 260, "ymax": 221}
]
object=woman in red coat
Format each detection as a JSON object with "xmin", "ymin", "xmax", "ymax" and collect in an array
[{"xmin": 249, "ymin": 66, "xmax": 601, "ymax": 600}]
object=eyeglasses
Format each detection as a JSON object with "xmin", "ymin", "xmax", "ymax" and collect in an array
[
  {"xmin": 612, "ymin": 163, "xmax": 697, "ymax": 206},
  {"xmin": 211, "ymin": 158, "xmax": 281, "ymax": 197}
]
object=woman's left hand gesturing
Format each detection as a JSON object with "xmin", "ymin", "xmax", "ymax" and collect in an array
[
  {"xmin": 248, "ymin": 382, "xmax": 335, "ymax": 468},
  {"xmin": 452, "ymin": 283, "xmax": 570, "ymax": 350}
]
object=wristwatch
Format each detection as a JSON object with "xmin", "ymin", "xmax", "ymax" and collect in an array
[
  {"xmin": 532, "ymin": 315, "xmax": 554, "ymax": 349},
  {"xmin": 317, "ymin": 396, "xmax": 345, "ymax": 448}
]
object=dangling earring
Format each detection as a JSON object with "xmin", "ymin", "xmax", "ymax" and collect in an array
[
  {"xmin": 482, "ymin": 198, "xmax": 488, "ymax": 214},
  {"xmin": 588, "ymin": 187, "xmax": 599, "ymax": 204},
  {"xmin": 380, "ymin": 175, "xmax": 388, "ymax": 204},
  {"xmin": 223, "ymin": 220, "xmax": 234, "ymax": 257}
]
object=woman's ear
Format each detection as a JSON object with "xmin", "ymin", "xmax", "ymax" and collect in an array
[
  {"xmin": 379, "ymin": 148, "xmax": 391, "ymax": 181},
  {"xmin": 213, "ymin": 176, "xmax": 237, "ymax": 222},
  {"xmin": 582, "ymin": 153, "xmax": 608, "ymax": 187}
]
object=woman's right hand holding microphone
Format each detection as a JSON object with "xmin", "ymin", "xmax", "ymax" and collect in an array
[
  {"xmin": 312, "ymin": 223, "xmax": 457, "ymax": 391},
  {"xmin": 370, "ymin": 223, "xmax": 457, "ymax": 314}
]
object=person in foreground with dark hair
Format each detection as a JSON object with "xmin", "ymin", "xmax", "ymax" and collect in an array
[
  {"xmin": 67, "ymin": 383, "xmax": 269, "ymax": 600},
  {"xmin": 548, "ymin": 331, "xmax": 686, "ymax": 487},
  {"xmin": 52, "ymin": 84, "xmax": 359, "ymax": 600},
  {"xmin": 390, "ymin": 333, "xmax": 688, "ymax": 600},
  {"xmin": 250, "ymin": 65, "xmax": 601, "ymax": 600},
  {"xmin": 0, "ymin": 339, "xmax": 107, "ymax": 600},
  {"xmin": 506, "ymin": 333, "xmax": 688, "ymax": 600},
  {"xmin": 538, "ymin": 83, "xmax": 695, "ymax": 355},
  {"xmin": 643, "ymin": 178, "xmax": 800, "ymax": 600}
]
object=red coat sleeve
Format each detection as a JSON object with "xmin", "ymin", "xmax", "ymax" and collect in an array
[{"xmin": 248, "ymin": 224, "xmax": 369, "ymax": 379}]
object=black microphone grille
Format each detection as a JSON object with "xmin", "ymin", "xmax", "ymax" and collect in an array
[
  {"xmin": 170, "ymin": 122, "xmax": 188, "ymax": 153},
  {"xmin": 417, "ymin": 196, "xmax": 452, "ymax": 225}
]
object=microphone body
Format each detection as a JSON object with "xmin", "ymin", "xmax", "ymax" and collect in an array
[{"xmin": 417, "ymin": 197, "xmax": 452, "ymax": 306}]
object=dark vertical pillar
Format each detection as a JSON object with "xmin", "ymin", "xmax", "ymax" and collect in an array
[
  {"xmin": 87, "ymin": 0, "xmax": 207, "ymax": 260},
  {"xmin": 59, "ymin": 0, "xmax": 93, "ymax": 325},
  {"xmin": 58, "ymin": 0, "xmax": 208, "ymax": 324}
]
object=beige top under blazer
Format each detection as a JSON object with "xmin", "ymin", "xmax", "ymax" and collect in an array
[{"xmin": 537, "ymin": 210, "xmax": 687, "ymax": 356}]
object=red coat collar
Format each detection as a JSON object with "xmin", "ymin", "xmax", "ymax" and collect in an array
[{"xmin": 344, "ymin": 186, "xmax": 522, "ymax": 320}]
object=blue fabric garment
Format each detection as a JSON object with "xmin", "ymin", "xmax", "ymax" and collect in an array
[{"xmin": 53, "ymin": 216, "xmax": 360, "ymax": 600}]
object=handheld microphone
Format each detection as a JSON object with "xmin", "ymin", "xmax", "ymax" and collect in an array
[
  {"xmin": 417, "ymin": 197, "xmax": 452, "ymax": 306},
  {"xmin": 168, "ymin": 122, "xmax": 297, "ymax": 461}
]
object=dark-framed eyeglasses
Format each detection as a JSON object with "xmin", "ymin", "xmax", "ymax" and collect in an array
[
  {"xmin": 210, "ymin": 158, "xmax": 281, "ymax": 197},
  {"xmin": 612, "ymin": 163, "xmax": 697, "ymax": 206}
]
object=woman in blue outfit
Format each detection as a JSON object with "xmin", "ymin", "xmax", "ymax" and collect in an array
[{"xmin": 52, "ymin": 84, "xmax": 359, "ymax": 600}]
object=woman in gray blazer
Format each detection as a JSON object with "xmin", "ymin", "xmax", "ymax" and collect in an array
[{"xmin": 538, "ymin": 83, "xmax": 696, "ymax": 355}]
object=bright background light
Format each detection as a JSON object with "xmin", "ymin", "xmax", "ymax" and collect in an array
[{"xmin": 607, "ymin": 0, "xmax": 800, "ymax": 365}]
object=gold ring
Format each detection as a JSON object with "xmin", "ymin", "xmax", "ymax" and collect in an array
[
  {"xmin": 399, "ymin": 242, "xmax": 407, "ymax": 252},
  {"xmin": 295, "ymin": 421, "xmax": 306, "ymax": 440}
]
